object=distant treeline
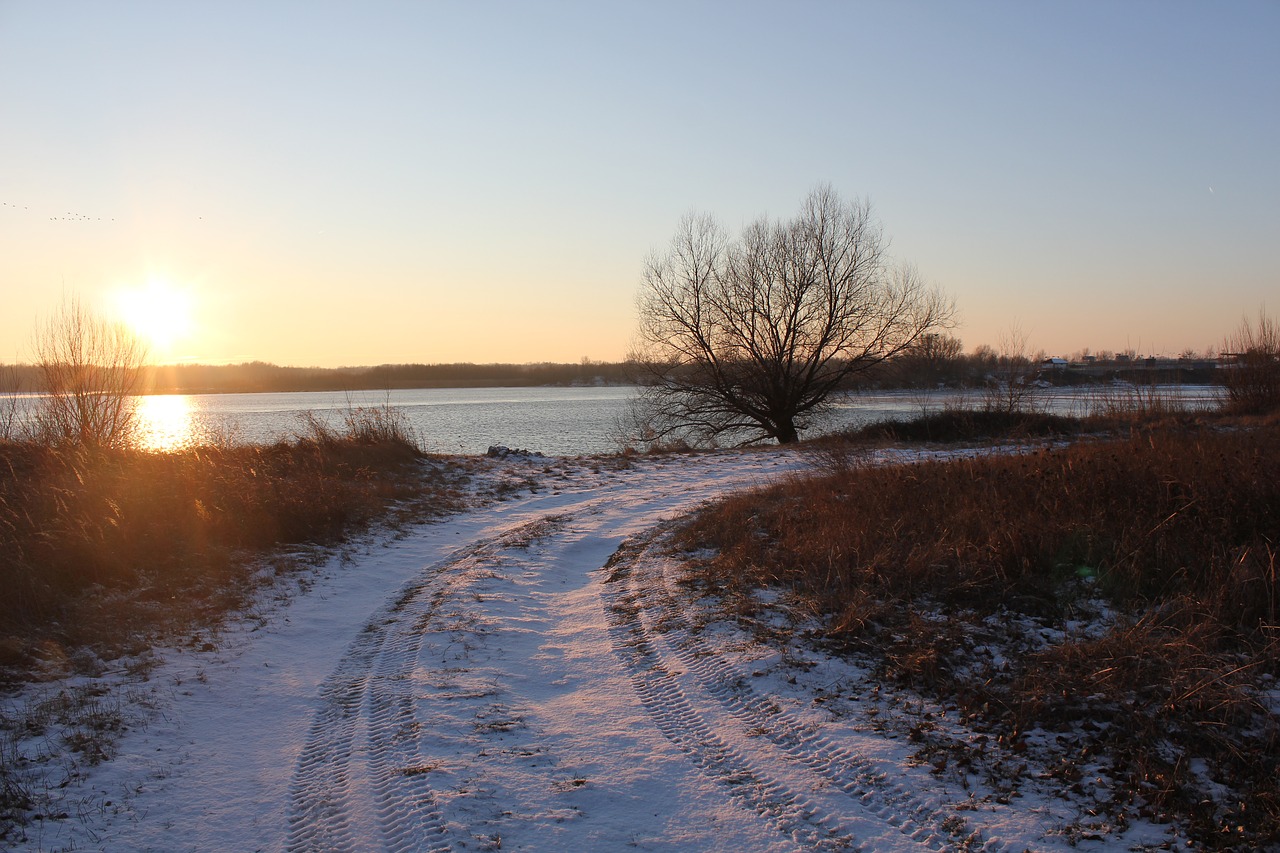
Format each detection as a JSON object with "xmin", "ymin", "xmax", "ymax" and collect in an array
[
  {"xmin": 1, "ymin": 347, "xmax": 1223, "ymax": 397},
  {"xmin": 1, "ymin": 360, "xmax": 640, "ymax": 395},
  {"xmin": 884, "ymin": 348, "xmax": 1223, "ymax": 389}
]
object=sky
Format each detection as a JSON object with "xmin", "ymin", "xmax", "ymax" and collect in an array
[{"xmin": 1, "ymin": 1, "xmax": 1276, "ymax": 368}]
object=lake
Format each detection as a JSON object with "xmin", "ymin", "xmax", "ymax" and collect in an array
[
  {"xmin": 130, "ymin": 386, "xmax": 636, "ymax": 455},
  {"xmin": 113, "ymin": 384, "xmax": 1222, "ymax": 456}
]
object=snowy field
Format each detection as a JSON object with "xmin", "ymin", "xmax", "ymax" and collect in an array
[{"xmin": 6, "ymin": 448, "xmax": 1193, "ymax": 851}]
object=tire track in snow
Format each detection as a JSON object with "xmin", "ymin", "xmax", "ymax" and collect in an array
[
  {"xmin": 290, "ymin": 452, "xmax": 815, "ymax": 850},
  {"xmin": 602, "ymin": 528, "xmax": 1006, "ymax": 851},
  {"xmin": 287, "ymin": 543, "xmax": 483, "ymax": 852},
  {"xmin": 363, "ymin": 584, "xmax": 453, "ymax": 852},
  {"xmin": 642, "ymin": 528, "xmax": 1017, "ymax": 851},
  {"xmin": 603, "ymin": 577, "xmax": 859, "ymax": 851},
  {"xmin": 289, "ymin": 513, "xmax": 585, "ymax": 852},
  {"xmin": 287, "ymin": 595, "xmax": 389, "ymax": 851}
]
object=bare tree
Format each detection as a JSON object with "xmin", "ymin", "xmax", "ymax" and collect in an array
[
  {"xmin": 629, "ymin": 186, "xmax": 954, "ymax": 446},
  {"xmin": 982, "ymin": 326, "xmax": 1042, "ymax": 414},
  {"xmin": 31, "ymin": 296, "xmax": 148, "ymax": 447},
  {"xmin": 1221, "ymin": 308, "xmax": 1280, "ymax": 415},
  {"xmin": 893, "ymin": 332, "xmax": 965, "ymax": 387}
]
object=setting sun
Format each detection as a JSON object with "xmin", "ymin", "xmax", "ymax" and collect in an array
[{"xmin": 112, "ymin": 280, "xmax": 195, "ymax": 358}]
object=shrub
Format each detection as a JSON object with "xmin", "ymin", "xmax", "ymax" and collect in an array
[
  {"xmin": 1221, "ymin": 309, "xmax": 1280, "ymax": 415},
  {"xmin": 29, "ymin": 297, "xmax": 147, "ymax": 448}
]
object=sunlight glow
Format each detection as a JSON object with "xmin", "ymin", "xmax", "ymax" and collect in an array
[
  {"xmin": 134, "ymin": 394, "xmax": 195, "ymax": 452},
  {"xmin": 113, "ymin": 280, "xmax": 196, "ymax": 358}
]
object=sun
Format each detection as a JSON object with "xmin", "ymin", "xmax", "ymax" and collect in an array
[{"xmin": 112, "ymin": 280, "xmax": 196, "ymax": 358}]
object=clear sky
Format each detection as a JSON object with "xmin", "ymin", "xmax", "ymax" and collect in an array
[{"xmin": 1, "ymin": 1, "xmax": 1276, "ymax": 367}]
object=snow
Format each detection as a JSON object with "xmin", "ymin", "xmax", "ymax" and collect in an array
[{"xmin": 4, "ymin": 447, "xmax": 1194, "ymax": 851}]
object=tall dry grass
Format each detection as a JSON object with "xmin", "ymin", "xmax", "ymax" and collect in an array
[
  {"xmin": 675, "ymin": 422, "xmax": 1280, "ymax": 845},
  {"xmin": 683, "ymin": 424, "xmax": 1280, "ymax": 640},
  {"xmin": 0, "ymin": 432, "xmax": 463, "ymax": 674},
  {"xmin": 295, "ymin": 396, "xmax": 420, "ymax": 448}
]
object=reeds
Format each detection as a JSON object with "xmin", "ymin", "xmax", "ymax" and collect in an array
[
  {"xmin": 295, "ymin": 397, "xmax": 420, "ymax": 448},
  {"xmin": 0, "ymin": 429, "xmax": 463, "ymax": 675}
]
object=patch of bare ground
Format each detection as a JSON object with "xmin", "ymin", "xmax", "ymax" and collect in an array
[{"xmin": 671, "ymin": 418, "xmax": 1280, "ymax": 849}]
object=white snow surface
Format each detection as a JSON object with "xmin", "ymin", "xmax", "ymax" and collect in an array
[{"xmin": 6, "ymin": 448, "xmax": 1191, "ymax": 852}]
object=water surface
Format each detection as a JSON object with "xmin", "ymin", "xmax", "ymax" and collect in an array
[{"xmin": 124, "ymin": 384, "xmax": 1222, "ymax": 455}]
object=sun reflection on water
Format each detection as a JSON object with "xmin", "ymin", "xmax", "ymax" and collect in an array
[{"xmin": 134, "ymin": 395, "xmax": 196, "ymax": 452}]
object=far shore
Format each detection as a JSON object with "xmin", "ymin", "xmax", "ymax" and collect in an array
[{"xmin": 2, "ymin": 355, "xmax": 1226, "ymax": 397}]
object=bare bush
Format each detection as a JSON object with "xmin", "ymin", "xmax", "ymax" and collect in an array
[
  {"xmin": 1088, "ymin": 380, "xmax": 1190, "ymax": 422},
  {"xmin": 1221, "ymin": 308, "xmax": 1280, "ymax": 415},
  {"xmin": 981, "ymin": 327, "xmax": 1041, "ymax": 414},
  {"xmin": 30, "ymin": 297, "xmax": 147, "ymax": 447}
]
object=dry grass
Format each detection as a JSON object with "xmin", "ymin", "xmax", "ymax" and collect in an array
[
  {"xmin": 831, "ymin": 407, "xmax": 1083, "ymax": 444},
  {"xmin": 674, "ymin": 421, "xmax": 1280, "ymax": 847},
  {"xmin": 0, "ymin": 433, "xmax": 466, "ymax": 679},
  {"xmin": 1087, "ymin": 381, "xmax": 1209, "ymax": 422}
]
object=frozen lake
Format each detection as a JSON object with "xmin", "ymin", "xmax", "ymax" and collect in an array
[{"xmin": 8, "ymin": 384, "xmax": 1224, "ymax": 455}]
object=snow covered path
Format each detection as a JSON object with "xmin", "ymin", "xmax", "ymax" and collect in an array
[
  {"xmin": 13, "ymin": 449, "xmax": 1183, "ymax": 851},
  {"xmin": 286, "ymin": 451, "xmax": 819, "ymax": 852}
]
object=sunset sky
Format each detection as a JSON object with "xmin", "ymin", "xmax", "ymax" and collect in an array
[{"xmin": 1, "ymin": 1, "xmax": 1276, "ymax": 368}]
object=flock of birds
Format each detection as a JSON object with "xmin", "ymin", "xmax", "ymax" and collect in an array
[
  {"xmin": 2, "ymin": 201, "xmax": 117, "ymax": 222},
  {"xmin": 2, "ymin": 202, "xmax": 210, "ymax": 223}
]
